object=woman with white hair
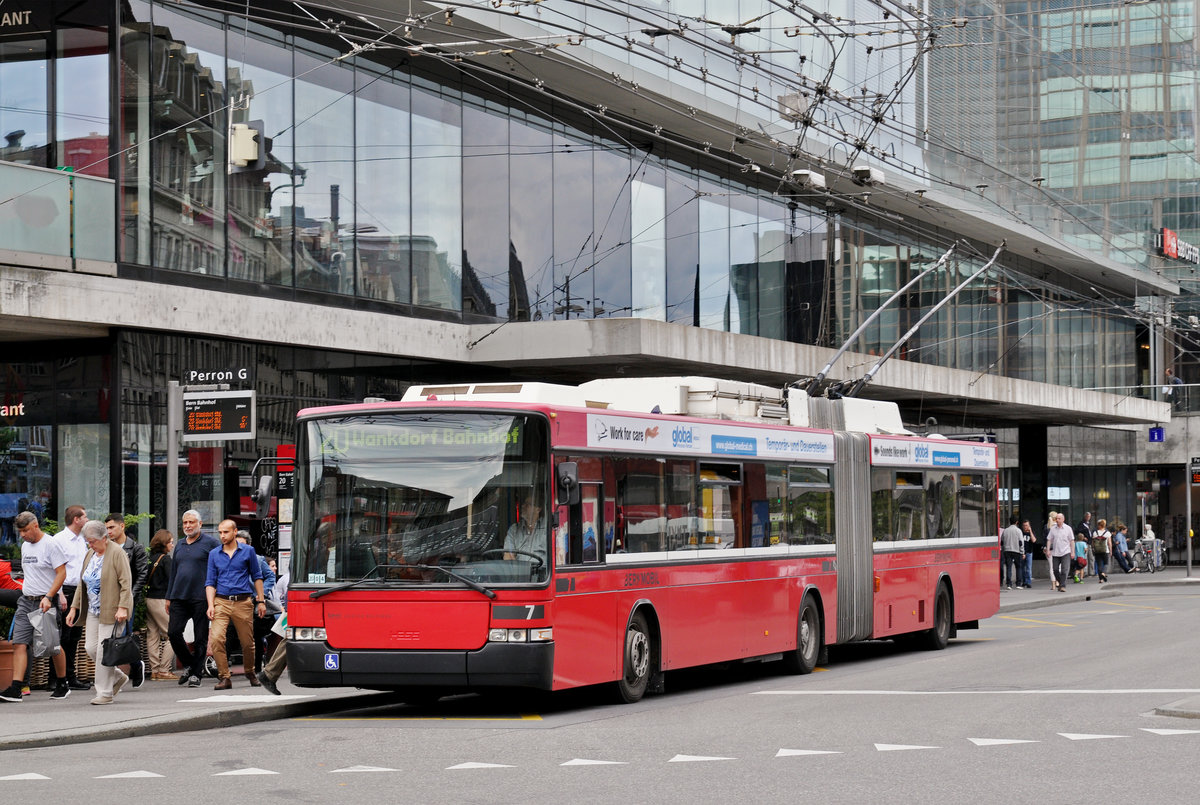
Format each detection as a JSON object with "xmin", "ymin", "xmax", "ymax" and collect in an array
[{"xmin": 66, "ymin": 520, "xmax": 133, "ymax": 705}]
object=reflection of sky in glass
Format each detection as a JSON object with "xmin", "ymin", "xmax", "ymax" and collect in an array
[
  {"xmin": 56, "ymin": 54, "xmax": 108, "ymax": 141},
  {"xmin": 1, "ymin": 58, "xmax": 48, "ymax": 148}
]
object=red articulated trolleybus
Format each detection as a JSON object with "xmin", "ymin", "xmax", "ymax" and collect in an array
[{"xmin": 285, "ymin": 376, "xmax": 1000, "ymax": 702}]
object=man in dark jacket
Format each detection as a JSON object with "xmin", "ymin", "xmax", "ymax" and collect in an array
[
  {"xmin": 166, "ymin": 510, "xmax": 220, "ymax": 687},
  {"xmin": 106, "ymin": 513, "xmax": 149, "ymax": 687}
]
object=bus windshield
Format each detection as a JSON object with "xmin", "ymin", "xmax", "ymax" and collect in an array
[{"xmin": 294, "ymin": 412, "xmax": 551, "ymax": 587}]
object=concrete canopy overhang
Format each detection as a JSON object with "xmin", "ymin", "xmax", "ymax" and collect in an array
[{"xmin": 3, "ymin": 266, "xmax": 1168, "ymax": 429}]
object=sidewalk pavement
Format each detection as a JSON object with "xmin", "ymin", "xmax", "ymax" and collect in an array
[
  {"xmin": 0, "ymin": 660, "xmax": 397, "ymax": 751},
  {"xmin": 4, "ymin": 566, "xmax": 1200, "ymax": 751}
]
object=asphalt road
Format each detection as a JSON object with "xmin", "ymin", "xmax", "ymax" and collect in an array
[{"xmin": 6, "ymin": 588, "xmax": 1200, "ymax": 804}]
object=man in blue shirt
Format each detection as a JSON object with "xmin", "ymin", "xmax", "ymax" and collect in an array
[
  {"xmin": 205, "ymin": 519, "xmax": 266, "ymax": 689},
  {"xmin": 166, "ymin": 509, "xmax": 219, "ymax": 687}
]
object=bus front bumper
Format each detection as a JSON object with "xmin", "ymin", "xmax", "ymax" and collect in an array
[{"xmin": 286, "ymin": 640, "xmax": 555, "ymax": 690}]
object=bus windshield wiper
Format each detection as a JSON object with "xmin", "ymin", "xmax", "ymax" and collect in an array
[
  {"xmin": 394, "ymin": 563, "xmax": 497, "ymax": 599},
  {"xmin": 308, "ymin": 566, "xmax": 386, "ymax": 599}
]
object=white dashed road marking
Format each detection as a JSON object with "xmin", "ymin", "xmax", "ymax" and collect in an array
[
  {"xmin": 668, "ymin": 754, "xmax": 736, "ymax": 762},
  {"xmin": 446, "ymin": 762, "xmax": 514, "ymax": 770},
  {"xmin": 1057, "ymin": 733, "xmax": 1128, "ymax": 741},
  {"xmin": 968, "ymin": 738, "xmax": 1039, "ymax": 746},
  {"xmin": 875, "ymin": 744, "xmax": 939, "ymax": 752},
  {"xmin": 776, "ymin": 749, "xmax": 842, "ymax": 757},
  {"xmin": 330, "ymin": 765, "xmax": 397, "ymax": 773},
  {"xmin": 561, "ymin": 759, "xmax": 627, "ymax": 766},
  {"xmin": 96, "ymin": 771, "xmax": 164, "ymax": 778},
  {"xmin": 213, "ymin": 767, "xmax": 279, "ymax": 776}
]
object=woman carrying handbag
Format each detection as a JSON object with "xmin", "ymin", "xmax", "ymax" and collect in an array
[{"xmin": 66, "ymin": 520, "xmax": 134, "ymax": 705}]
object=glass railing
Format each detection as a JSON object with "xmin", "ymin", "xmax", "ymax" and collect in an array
[{"xmin": 0, "ymin": 161, "xmax": 114, "ymax": 266}]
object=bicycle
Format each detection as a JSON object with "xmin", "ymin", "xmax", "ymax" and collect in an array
[{"xmin": 1133, "ymin": 538, "xmax": 1156, "ymax": 573}]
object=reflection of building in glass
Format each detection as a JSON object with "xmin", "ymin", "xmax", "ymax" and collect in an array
[{"xmin": 1, "ymin": 2, "xmax": 1186, "ymax": 544}]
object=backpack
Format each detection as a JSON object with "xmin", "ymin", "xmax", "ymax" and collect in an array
[{"xmin": 1092, "ymin": 531, "xmax": 1109, "ymax": 554}]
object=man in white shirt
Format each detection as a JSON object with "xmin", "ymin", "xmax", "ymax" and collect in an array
[
  {"xmin": 1046, "ymin": 512, "xmax": 1075, "ymax": 593},
  {"xmin": 53, "ymin": 505, "xmax": 91, "ymax": 690},
  {"xmin": 0, "ymin": 513, "xmax": 71, "ymax": 702}
]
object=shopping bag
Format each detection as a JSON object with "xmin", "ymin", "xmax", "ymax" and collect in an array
[
  {"xmin": 101, "ymin": 621, "xmax": 142, "ymax": 667},
  {"xmin": 27, "ymin": 608, "xmax": 62, "ymax": 658},
  {"xmin": 270, "ymin": 611, "xmax": 288, "ymax": 638}
]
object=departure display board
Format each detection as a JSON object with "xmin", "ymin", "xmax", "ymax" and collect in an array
[{"xmin": 182, "ymin": 391, "xmax": 256, "ymax": 441}]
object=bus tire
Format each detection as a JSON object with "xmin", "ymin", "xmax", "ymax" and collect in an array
[
  {"xmin": 615, "ymin": 612, "xmax": 652, "ymax": 703},
  {"xmin": 920, "ymin": 584, "xmax": 952, "ymax": 651},
  {"xmin": 782, "ymin": 595, "xmax": 821, "ymax": 675}
]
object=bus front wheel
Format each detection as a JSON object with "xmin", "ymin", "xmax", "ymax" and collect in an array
[
  {"xmin": 615, "ymin": 612, "xmax": 652, "ymax": 703},
  {"xmin": 782, "ymin": 595, "xmax": 821, "ymax": 674}
]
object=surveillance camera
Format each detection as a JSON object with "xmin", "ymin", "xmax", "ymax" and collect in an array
[
  {"xmin": 790, "ymin": 169, "xmax": 826, "ymax": 189},
  {"xmin": 852, "ymin": 164, "xmax": 884, "ymax": 185}
]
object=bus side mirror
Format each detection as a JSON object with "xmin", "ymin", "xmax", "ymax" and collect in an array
[
  {"xmin": 251, "ymin": 475, "xmax": 274, "ymax": 519},
  {"xmin": 556, "ymin": 462, "xmax": 580, "ymax": 506}
]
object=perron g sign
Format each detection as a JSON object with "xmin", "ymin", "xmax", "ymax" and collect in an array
[{"xmin": 182, "ymin": 390, "xmax": 256, "ymax": 442}]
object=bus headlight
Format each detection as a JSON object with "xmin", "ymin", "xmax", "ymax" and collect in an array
[
  {"xmin": 288, "ymin": 627, "xmax": 327, "ymax": 641},
  {"xmin": 488, "ymin": 627, "xmax": 553, "ymax": 643}
]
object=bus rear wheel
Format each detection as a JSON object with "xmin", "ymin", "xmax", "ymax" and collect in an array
[
  {"xmin": 615, "ymin": 612, "xmax": 652, "ymax": 703},
  {"xmin": 782, "ymin": 595, "xmax": 821, "ymax": 674},
  {"xmin": 920, "ymin": 585, "xmax": 952, "ymax": 651}
]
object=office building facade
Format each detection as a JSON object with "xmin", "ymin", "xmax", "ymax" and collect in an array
[{"xmin": 0, "ymin": 1, "xmax": 1173, "ymax": 540}]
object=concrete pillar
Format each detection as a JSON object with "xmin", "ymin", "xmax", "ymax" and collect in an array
[{"xmin": 1019, "ymin": 423, "xmax": 1050, "ymax": 577}]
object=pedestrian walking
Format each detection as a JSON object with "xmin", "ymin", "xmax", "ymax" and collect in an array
[
  {"xmin": 1046, "ymin": 512, "xmax": 1074, "ymax": 592},
  {"xmin": 166, "ymin": 510, "xmax": 219, "ymax": 688},
  {"xmin": 105, "ymin": 513, "xmax": 148, "ymax": 688},
  {"xmin": 145, "ymin": 529, "xmax": 177, "ymax": 680},
  {"xmin": 1073, "ymin": 531, "xmax": 1088, "ymax": 583},
  {"xmin": 0, "ymin": 512, "xmax": 72, "ymax": 702},
  {"xmin": 65, "ymin": 520, "xmax": 134, "ymax": 705},
  {"xmin": 206, "ymin": 519, "xmax": 267, "ymax": 689},
  {"xmin": 1020, "ymin": 519, "xmax": 1037, "ymax": 588},
  {"xmin": 1000, "ymin": 516, "xmax": 1023, "ymax": 589},
  {"xmin": 52, "ymin": 504, "xmax": 91, "ymax": 691},
  {"xmin": 1091, "ymin": 518, "xmax": 1111, "ymax": 583}
]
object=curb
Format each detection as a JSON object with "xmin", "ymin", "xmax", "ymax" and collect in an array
[
  {"xmin": 1, "ymin": 690, "xmax": 400, "ymax": 752},
  {"xmin": 997, "ymin": 588, "xmax": 1122, "ymax": 614}
]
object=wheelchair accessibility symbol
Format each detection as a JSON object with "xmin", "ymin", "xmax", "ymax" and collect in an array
[{"xmin": 324, "ymin": 653, "xmax": 339, "ymax": 671}]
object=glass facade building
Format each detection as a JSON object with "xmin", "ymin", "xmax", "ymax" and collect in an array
[{"xmin": 0, "ymin": 1, "xmax": 1177, "ymax": 543}]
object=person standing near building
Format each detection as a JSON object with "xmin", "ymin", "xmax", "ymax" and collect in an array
[
  {"xmin": 166, "ymin": 510, "xmax": 219, "ymax": 688},
  {"xmin": 0, "ymin": 512, "xmax": 72, "ymax": 702},
  {"xmin": 105, "ymin": 513, "xmax": 148, "ymax": 688},
  {"xmin": 1000, "ymin": 516, "xmax": 1023, "ymax": 590},
  {"xmin": 205, "ymin": 519, "xmax": 266, "ymax": 689},
  {"xmin": 53, "ymin": 504, "xmax": 92, "ymax": 691},
  {"xmin": 1091, "ymin": 518, "xmax": 1111, "ymax": 583},
  {"xmin": 1020, "ymin": 519, "xmax": 1037, "ymax": 588},
  {"xmin": 1166, "ymin": 368, "xmax": 1184, "ymax": 410},
  {"xmin": 1046, "ymin": 512, "xmax": 1075, "ymax": 592},
  {"xmin": 1112, "ymin": 523, "xmax": 1134, "ymax": 573},
  {"xmin": 144, "ymin": 529, "xmax": 177, "ymax": 680}
]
